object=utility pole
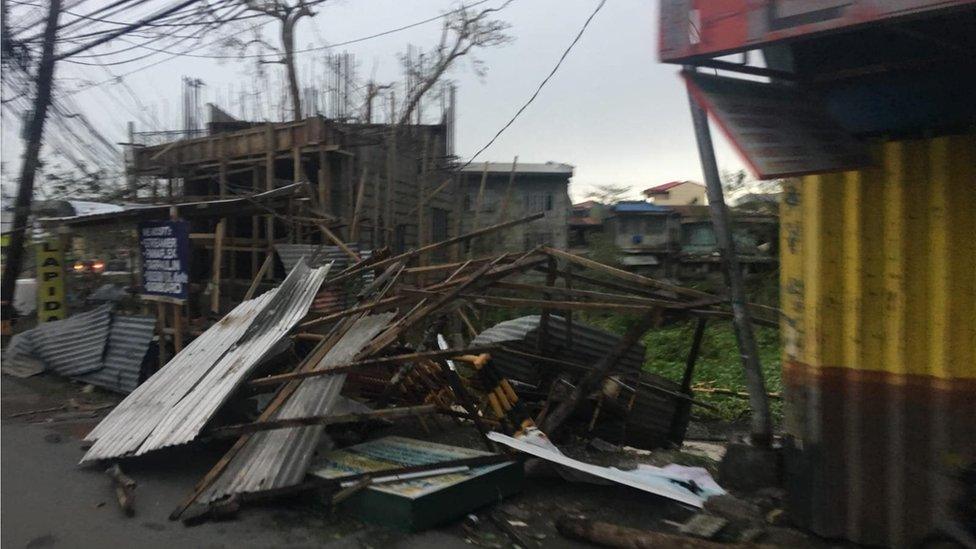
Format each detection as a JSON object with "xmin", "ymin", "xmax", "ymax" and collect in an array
[
  {"xmin": 686, "ymin": 70, "xmax": 772, "ymax": 447},
  {"xmin": 1, "ymin": 0, "xmax": 62, "ymax": 331}
]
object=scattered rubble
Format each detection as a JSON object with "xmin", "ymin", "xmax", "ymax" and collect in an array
[{"xmin": 4, "ymin": 215, "xmax": 788, "ymax": 545}]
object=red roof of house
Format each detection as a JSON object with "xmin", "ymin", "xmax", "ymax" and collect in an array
[{"xmin": 643, "ymin": 180, "xmax": 702, "ymax": 194}]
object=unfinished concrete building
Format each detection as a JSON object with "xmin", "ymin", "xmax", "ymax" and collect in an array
[{"xmin": 127, "ymin": 108, "xmax": 457, "ymax": 309}]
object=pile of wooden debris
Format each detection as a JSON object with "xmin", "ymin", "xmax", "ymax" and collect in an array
[{"xmin": 78, "ymin": 212, "xmax": 777, "ymax": 528}]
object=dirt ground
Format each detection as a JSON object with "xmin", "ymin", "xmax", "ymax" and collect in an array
[{"xmin": 2, "ymin": 373, "xmax": 832, "ymax": 548}]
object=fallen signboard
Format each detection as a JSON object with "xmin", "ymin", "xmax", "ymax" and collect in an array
[{"xmin": 310, "ymin": 436, "xmax": 522, "ymax": 531}]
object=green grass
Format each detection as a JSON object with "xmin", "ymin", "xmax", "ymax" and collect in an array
[{"xmin": 640, "ymin": 321, "xmax": 783, "ymax": 422}]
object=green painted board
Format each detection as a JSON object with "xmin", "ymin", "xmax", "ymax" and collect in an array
[{"xmin": 310, "ymin": 436, "xmax": 522, "ymax": 531}]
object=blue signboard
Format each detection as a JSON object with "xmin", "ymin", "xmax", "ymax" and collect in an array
[{"xmin": 139, "ymin": 220, "xmax": 190, "ymax": 300}]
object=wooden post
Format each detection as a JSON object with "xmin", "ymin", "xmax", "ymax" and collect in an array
[
  {"xmin": 251, "ymin": 167, "xmax": 260, "ymax": 277},
  {"xmin": 172, "ymin": 303, "xmax": 183, "ymax": 354},
  {"xmin": 417, "ymin": 133, "xmax": 428, "ymax": 266},
  {"xmin": 156, "ymin": 302, "xmax": 169, "ymax": 368},
  {"xmin": 350, "ymin": 167, "xmax": 368, "ymax": 243},
  {"xmin": 371, "ymin": 170, "xmax": 380, "ymax": 249},
  {"xmin": 468, "ymin": 162, "xmax": 489, "ymax": 259},
  {"xmin": 264, "ymin": 125, "xmax": 275, "ymax": 280},
  {"xmin": 317, "ymin": 148, "xmax": 331, "ymax": 214},
  {"xmin": 564, "ymin": 262, "xmax": 574, "ymax": 349},
  {"xmin": 210, "ymin": 219, "xmax": 225, "ymax": 315},
  {"xmin": 385, "ymin": 91, "xmax": 396, "ymax": 247},
  {"xmin": 218, "ymin": 134, "xmax": 228, "ymax": 198},
  {"xmin": 292, "ymin": 146, "xmax": 302, "ymax": 183},
  {"xmin": 669, "ymin": 317, "xmax": 706, "ymax": 443},
  {"xmin": 538, "ymin": 256, "xmax": 558, "ymax": 355},
  {"xmin": 451, "ymin": 175, "xmax": 462, "ymax": 262},
  {"xmin": 687, "ymin": 77, "xmax": 771, "ymax": 446},
  {"xmin": 540, "ymin": 310, "xmax": 658, "ymax": 437},
  {"xmin": 497, "ymin": 156, "xmax": 518, "ymax": 250}
]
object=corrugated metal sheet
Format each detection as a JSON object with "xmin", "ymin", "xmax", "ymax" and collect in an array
[
  {"xmin": 75, "ymin": 315, "xmax": 156, "ymax": 394},
  {"xmin": 276, "ymin": 244, "xmax": 372, "ymax": 314},
  {"xmin": 780, "ymin": 134, "xmax": 976, "ymax": 547},
  {"xmin": 82, "ymin": 259, "xmax": 331, "ymax": 463},
  {"xmin": 275, "ymin": 244, "xmax": 370, "ymax": 272},
  {"xmin": 199, "ymin": 313, "xmax": 395, "ymax": 502},
  {"xmin": 470, "ymin": 315, "xmax": 647, "ymax": 385},
  {"xmin": 6, "ymin": 305, "xmax": 113, "ymax": 377}
]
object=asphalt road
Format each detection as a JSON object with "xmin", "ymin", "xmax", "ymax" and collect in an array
[{"xmin": 1, "ymin": 376, "xmax": 469, "ymax": 549}]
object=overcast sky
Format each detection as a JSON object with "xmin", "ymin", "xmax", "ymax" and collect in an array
[{"xmin": 2, "ymin": 0, "xmax": 747, "ymax": 202}]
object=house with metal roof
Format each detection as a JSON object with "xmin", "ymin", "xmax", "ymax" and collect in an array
[{"xmin": 604, "ymin": 201, "xmax": 680, "ymax": 276}]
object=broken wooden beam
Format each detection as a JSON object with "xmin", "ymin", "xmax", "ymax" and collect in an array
[
  {"xmin": 326, "ymin": 212, "xmax": 545, "ymax": 286},
  {"xmin": 106, "ymin": 464, "xmax": 137, "ymax": 517},
  {"xmin": 248, "ymin": 346, "xmax": 497, "ymax": 387},
  {"xmin": 205, "ymin": 405, "xmax": 439, "ymax": 438},
  {"xmin": 556, "ymin": 516, "xmax": 742, "ymax": 549}
]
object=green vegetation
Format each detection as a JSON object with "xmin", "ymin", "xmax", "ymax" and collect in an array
[
  {"xmin": 640, "ymin": 320, "xmax": 783, "ymax": 423},
  {"xmin": 578, "ymin": 313, "xmax": 782, "ymax": 423}
]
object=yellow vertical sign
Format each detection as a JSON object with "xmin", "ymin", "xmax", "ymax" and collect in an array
[{"xmin": 36, "ymin": 238, "xmax": 67, "ymax": 322}]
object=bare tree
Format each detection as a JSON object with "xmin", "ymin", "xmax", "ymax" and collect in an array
[
  {"xmin": 232, "ymin": 0, "xmax": 328, "ymax": 121},
  {"xmin": 586, "ymin": 184, "xmax": 631, "ymax": 205},
  {"xmin": 396, "ymin": 2, "xmax": 512, "ymax": 127}
]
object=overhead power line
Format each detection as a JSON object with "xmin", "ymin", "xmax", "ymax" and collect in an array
[
  {"xmin": 110, "ymin": 0, "xmax": 492, "ymax": 60},
  {"xmin": 62, "ymin": 0, "xmax": 492, "ymax": 96},
  {"xmin": 460, "ymin": 0, "xmax": 606, "ymax": 170},
  {"xmin": 54, "ymin": 0, "xmax": 202, "ymax": 60}
]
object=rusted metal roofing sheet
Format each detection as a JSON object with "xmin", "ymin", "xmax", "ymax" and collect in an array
[
  {"xmin": 82, "ymin": 259, "xmax": 330, "ymax": 463},
  {"xmin": 75, "ymin": 315, "xmax": 156, "ymax": 394},
  {"xmin": 780, "ymin": 134, "xmax": 976, "ymax": 547},
  {"xmin": 6, "ymin": 304, "xmax": 113, "ymax": 377},
  {"xmin": 199, "ymin": 313, "xmax": 395, "ymax": 502},
  {"xmin": 470, "ymin": 315, "xmax": 646, "ymax": 385}
]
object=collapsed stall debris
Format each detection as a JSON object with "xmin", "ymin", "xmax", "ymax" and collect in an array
[
  {"xmin": 3, "ymin": 305, "xmax": 155, "ymax": 393},
  {"xmin": 67, "ymin": 212, "xmax": 773, "ymax": 529},
  {"xmin": 82, "ymin": 259, "xmax": 331, "ymax": 463}
]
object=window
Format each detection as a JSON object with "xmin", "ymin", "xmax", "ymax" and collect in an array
[
  {"xmin": 545, "ymin": 194, "xmax": 554, "ymax": 211},
  {"xmin": 430, "ymin": 208, "xmax": 449, "ymax": 242}
]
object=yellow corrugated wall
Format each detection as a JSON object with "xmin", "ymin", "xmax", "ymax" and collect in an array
[{"xmin": 780, "ymin": 133, "xmax": 976, "ymax": 546}]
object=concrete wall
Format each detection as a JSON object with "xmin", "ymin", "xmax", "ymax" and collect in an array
[
  {"xmin": 458, "ymin": 173, "xmax": 571, "ymax": 254},
  {"xmin": 607, "ymin": 214, "xmax": 677, "ymax": 250},
  {"xmin": 649, "ymin": 182, "xmax": 707, "ymax": 205}
]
